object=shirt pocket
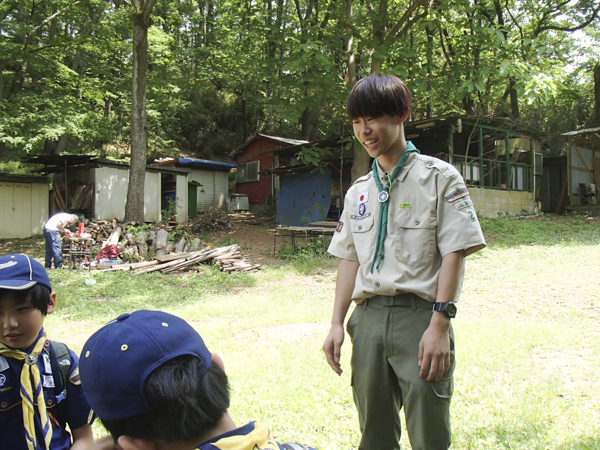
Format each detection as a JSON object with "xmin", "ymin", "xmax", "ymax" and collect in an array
[
  {"xmin": 0, "ymin": 381, "xmax": 20, "ymax": 412},
  {"xmin": 350, "ymin": 215, "xmax": 375, "ymax": 265},
  {"xmin": 394, "ymin": 213, "xmax": 437, "ymax": 266}
]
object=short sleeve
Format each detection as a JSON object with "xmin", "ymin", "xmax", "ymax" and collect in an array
[
  {"xmin": 64, "ymin": 349, "xmax": 93, "ymax": 430},
  {"xmin": 327, "ymin": 195, "xmax": 359, "ymax": 261},
  {"xmin": 436, "ymin": 171, "xmax": 486, "ymax": 258}
]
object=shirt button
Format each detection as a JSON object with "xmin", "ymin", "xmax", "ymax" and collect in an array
[
  {"xmin": 358, "ymin": 225, "xmax": 362, "ymax": 230},
  {"xmin": 375, "ymin": 282, "xmax": 381, "ymax": 288},
  {"xmin": 415, "ymin": 220, "xmax": 420, "ymax": 226},
  {"xmin": 427, "ymin": 162, "xmax": 434, "ymax": 167}
]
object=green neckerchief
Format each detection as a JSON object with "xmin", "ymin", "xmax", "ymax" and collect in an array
[{"xmin": 370, "ymin": 141, "xmax": 419, "ymax": 273}]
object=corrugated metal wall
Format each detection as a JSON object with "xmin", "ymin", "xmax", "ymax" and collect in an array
[
  {"xmin": 189, "ymin": 170, "xmax": 228, "ymax": 211},
  {"xmin": 0, "ymin": 181, "xmax": 49, "ymax": 238}
]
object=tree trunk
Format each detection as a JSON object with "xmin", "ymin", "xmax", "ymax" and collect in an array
[
  {"xmin": 509, "ymin": 76, "xmax": 520, "ymax": 119},
  {"xmin": 345, "ymin": 0, "xmax": 357, "ymax": 88},
  {"xmin": 301, "ymin": 107, "xmax": 311, "ymax": 140},
  {"xmin": 594, "ymin": 64, "xmax": 600, "ymax": 126},
  {"xmin": 125, "ymin": 0, "xmax": 157, "ymax": 224}
]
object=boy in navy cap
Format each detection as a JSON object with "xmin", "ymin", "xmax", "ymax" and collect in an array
[
  {"xmin": 0, "ymin": 254, "xmax": 94, "ymax": 450},
  {"xmin": 79, "ymin": 310, "xmax": 317, "ymax": 450}
]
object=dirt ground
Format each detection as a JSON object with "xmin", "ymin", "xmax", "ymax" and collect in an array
[{"xmin": 212, "ymin": 212, "xmax": 281, "ymax": 265}]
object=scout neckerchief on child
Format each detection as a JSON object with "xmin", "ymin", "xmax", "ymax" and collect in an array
[
  {"xmin": 370, "ymin": 141, "xmax": 420, "ymax": 273},
  {"xmin": 0, "ymin": 333, "xmax": 53, "ymax": 450}
]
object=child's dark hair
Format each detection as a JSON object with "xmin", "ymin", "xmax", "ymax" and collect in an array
[
  {"xmin": 101, "ymin": 357, "xmax": 230, "ymax": 443},
  {"xmin": 0, "ymin": 284, "xmax": 52, "ymax": 315},
  {"xmin": 347, "ymin": 73, "xmax": 412, "ymax": 120}
]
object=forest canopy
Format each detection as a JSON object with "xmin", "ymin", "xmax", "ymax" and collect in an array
[{"xmin": 1, "ymin": 0, "xmax": 599, "ymax": 167}]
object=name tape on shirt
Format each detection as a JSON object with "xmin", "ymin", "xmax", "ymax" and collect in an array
[
  {"xmin": 398, "ymin": 203, "xmax": 411, "ymax": 211},
  {"xmin": 444, "ymin": 183, "xmax": 469, "ymax": 203}
]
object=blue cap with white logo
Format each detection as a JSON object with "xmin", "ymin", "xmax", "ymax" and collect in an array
[
  {"xmin": 0, "ymin": 254, "xmax": 52, "ymax": 291},
  {"xmin": 79, "ymin": 310, "xmax": 213, "ymax": 421}
]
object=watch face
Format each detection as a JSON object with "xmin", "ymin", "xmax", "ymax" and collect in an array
[{"xmin": 446, "ymin": 303, "xmax": 457, "ymax": 318}]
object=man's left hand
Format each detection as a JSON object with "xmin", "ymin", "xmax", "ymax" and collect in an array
[{"xmin": 418, "ymin": 313, "xmax": 451, "ymax": 382}]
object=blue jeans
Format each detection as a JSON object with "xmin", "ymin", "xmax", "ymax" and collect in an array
[{"xmin": 44, "ymin": 229, "xmax": 63, "ymax": 268}]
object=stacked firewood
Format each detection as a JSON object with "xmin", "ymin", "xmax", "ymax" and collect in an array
[
  {"xmin": 79, "ymin": 220, "xmax": 260, "ymax": 274},
  {"xmin": 100, "ymin": 245, "xmax": 260, "ymax": 274}
]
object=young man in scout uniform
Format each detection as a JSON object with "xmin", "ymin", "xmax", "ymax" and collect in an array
[
  {"xmin": 0, "ymin": 254, "xmax": 94, "ymax": 450},
  {"xmin": 79, "ymin": 309, "xmax": 317, "ymax": 450},
  {"xmin": 322, "ymin": 74, "xmax": 486, "ymax": 450}
]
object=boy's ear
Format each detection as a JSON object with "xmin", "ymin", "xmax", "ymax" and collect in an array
[
  {"xmin": 47, "ymin": 292, "xmax": 57, "ymax": 314},
  {"xmin": 398, "ymin": 109, "xmax": 410, "ymax": 124},
  {"xmin": 211, "ymin": 352, "xmax": 225, "ymax": 372}
]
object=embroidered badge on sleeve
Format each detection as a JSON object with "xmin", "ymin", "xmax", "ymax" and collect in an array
[
  {"xmin": 358, "ymin": 191, "xmax": 369, "ymax": 203},
  {"xmin": 69, "ymin": 366, "xmax": 82, "ymax": 385},
  {"xmin": 335, "ymin": 221, "xmax": 344, "ymax": 232},
  {"xmin": 444, "ymin": 183, "xmax": 469, "ymax": 202}
]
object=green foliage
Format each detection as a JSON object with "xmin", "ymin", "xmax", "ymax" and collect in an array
[{"xmin": 0, "ymin": 0, "xmax": 598, "ymax": 167}]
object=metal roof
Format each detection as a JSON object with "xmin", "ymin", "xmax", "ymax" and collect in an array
[
  {"xmin": 176, "ymin": 158, "xmax": 236, "ymax": 171},
  {"xmin": 561, "ymin": 127, "xmax": 600, "ymax": 136}
]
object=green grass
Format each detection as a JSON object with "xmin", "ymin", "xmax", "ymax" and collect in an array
[{"xmin": 12, "ymin": 215, "xmax": 600, "ymax": 449}]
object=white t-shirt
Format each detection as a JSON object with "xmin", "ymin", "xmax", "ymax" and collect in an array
[{"xmin": 45, "ymin": 213, "xmax": 75, "ymax": 231}]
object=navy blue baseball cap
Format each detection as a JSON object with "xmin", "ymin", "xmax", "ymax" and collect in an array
[
  {"xmin": 0, "ymin": 254, "xmax": 52, "ymax": 291},
  {"xmin": 79, "ymin": 310, "xmax": 213, "ymax": 420}
]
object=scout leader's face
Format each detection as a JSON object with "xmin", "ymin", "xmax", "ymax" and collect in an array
[
  {"xmin": 0, "ymin": 290, "xmax": 55, "ymax": 350},
  {"xmin": 352, "ymin": 114, "xmax": 405, "ymax": 164}
]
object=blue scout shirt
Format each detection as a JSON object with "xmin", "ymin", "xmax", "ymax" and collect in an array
[
  {"xmin": 0, "ymin": 329, "xmax": 92, "ymax": 450},
  {"xmin": 197, "ymin": 422, "xmax": 317, "ymax": 450}
]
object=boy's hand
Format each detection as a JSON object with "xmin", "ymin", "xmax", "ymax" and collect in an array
[
  {"xmin": 418, "ymin": 313, "xmax": 451, "ymax": 382},
  {"xmin": 323, "ymin": 323, "xmax": 345, "ymax": 375},
  {"xmin": 92, "ymin": 437, "xmax": 123, "ymax": 450}
]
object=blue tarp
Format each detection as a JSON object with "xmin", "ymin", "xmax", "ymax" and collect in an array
[{"xmin": 276, "ymin": 170, "xmax": 331, "ymax": 226}]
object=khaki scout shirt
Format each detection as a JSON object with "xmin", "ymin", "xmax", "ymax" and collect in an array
[{"xmin": 328, "ymin": 152, "xmax": 486, "ymax": 303}]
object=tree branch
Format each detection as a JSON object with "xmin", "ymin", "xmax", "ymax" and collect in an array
[
  {"xmin": 27, "ymin": 0, "xmax": 81, "ymax": 38},
  {"xmin": 383, "ymin": 0, "xmax": 431, "ymax": 46}
]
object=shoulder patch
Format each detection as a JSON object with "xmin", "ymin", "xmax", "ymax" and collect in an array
[
  {"xmin": 335, "ymin": 221, "xmax": 344, "ymax": 233},
  {"xmin": 454, "ymin": 198, "xmax": 473, "ymax": 210},
  {"xmin": 0, "ymin": 356, "xmax": 8, "ymax": 372},
  {"xmin": 69, "ymin": 366, "xmax": 81, "ymax": 385},
  {"xmin": 444, "ymin": 183, "xmax": 469, "ymax": 202}
]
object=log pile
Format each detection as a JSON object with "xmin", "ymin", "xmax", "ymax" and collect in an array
[
  {"xmin": 77, "ymin": 219, "xmax": 260, "ymax": 274},
  {"xmin": 101, "ymin": 245, "xmax": 260, "ymax": 274}
]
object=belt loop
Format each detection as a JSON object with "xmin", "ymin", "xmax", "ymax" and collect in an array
[
  {"xmin": 410, "ymin": 295, "xmax": 417, "ymax": 311},
  {"xmin": 364, "ymin": 298, "xmax": 369, "ymax": 310}
]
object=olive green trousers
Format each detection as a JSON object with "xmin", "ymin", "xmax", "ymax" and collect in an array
[{"xmin": 347, "ymin": 294, "xmax": 455, "ymax": 450}]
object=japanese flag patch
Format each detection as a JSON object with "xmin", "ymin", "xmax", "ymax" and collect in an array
[
  {"xmin": 358, "ymin": 191, "xmax": 369, "ymax": 203},
  {"xmin": 444, "ymin": 183, "xmax": 469, "ymax": 202}
]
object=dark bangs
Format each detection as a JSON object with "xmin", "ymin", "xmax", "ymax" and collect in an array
[{"xmin": 347, "ymin": 74, "xmax": 412, "ymax": 120}]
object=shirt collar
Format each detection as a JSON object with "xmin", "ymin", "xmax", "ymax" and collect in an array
[{"xmin": 375, "ymin": 141, "xmax": 419, "ymax": 183}]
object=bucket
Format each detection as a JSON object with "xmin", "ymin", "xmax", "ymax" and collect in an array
[{"xmin": 78, "ymin": 222, "xmax": 85, "ymax": 234}]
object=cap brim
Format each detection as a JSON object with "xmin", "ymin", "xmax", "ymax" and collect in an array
[{"xmin": 0, "ymin": 280, "xmax": 38, "ymax": 290}]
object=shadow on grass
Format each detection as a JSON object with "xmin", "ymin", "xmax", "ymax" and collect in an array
[{"xmin": 480, "ymin": 215, "xmax": 600, "ymax": 249}]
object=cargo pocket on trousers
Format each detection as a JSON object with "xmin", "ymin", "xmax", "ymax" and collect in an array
[{"xmin": 432, "ymin": 375, "xmax": 454, "ymax": 399}]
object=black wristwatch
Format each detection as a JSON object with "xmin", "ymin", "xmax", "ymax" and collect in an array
[{"xmin": 432, "ymin": 301, "xmax": 457, "ymax": 319}]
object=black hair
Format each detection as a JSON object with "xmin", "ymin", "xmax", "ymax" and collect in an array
[
  {"xmin": 0, "ymin": 284, "xmax": 52, "ymax": 315},
  {"xmin": 347, "ymin": 73, "xmax": 412, "ymax": 120},
  {"xmin": 101, "ymin": 357, "xmax": 230, "ymax": 443}
]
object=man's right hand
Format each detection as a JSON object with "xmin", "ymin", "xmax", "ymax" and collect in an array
[{"xmin": 322, "ymin": 323, "xmax": 345, "ymax": 375}]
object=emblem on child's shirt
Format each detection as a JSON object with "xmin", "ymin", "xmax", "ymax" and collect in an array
[
  {"xmin": 43, "ymin": 353, "xmax": 52, "ymax": 374},
  {"xmin": 335, "ymin": 221, "xmax": 344, "ymax": 232},
  {"xmin": 0, "ymin": 356, "xmax": 8, "ymax": 372},
  {"xmin": 398, "ymin": 203, "xmax": 411, "ymax": 211},
  {"xmin": 69, "ymin": 366, "xmax": 81, "ymax": 385},
  {"xmin": 358, "ymin": 203, "xmax": 366, "ymax": 216},
  {"xmin": 42, "ymin": 374, "xmax": 55, "ymax": 389},
  {"xmin": 351, "ymin": 213, "xmax": 371, "ymax": 220},
  {"xmin": 444, "ymin": 183, "xmax": 469, "ymax": 202},
  {"xmin": 358, "ymin": 191, "xmax": 369, "ymax": 203},
  {"xmin": 378, "ymin": 191, "xmax": 389, "ymax": 203},
  {"xmin": 0, "ymin": 373, "xmax": 6, "ymax": 387}
]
